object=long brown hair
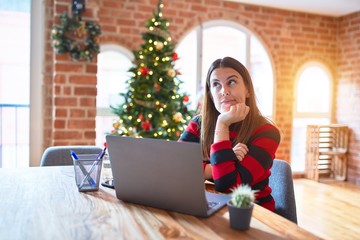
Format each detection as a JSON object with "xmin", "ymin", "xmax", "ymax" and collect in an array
[{"xmin": 200, "ymin": 57, "xmax": 269, "ymax": 159}]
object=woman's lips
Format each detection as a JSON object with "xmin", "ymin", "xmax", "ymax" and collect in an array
[{"xmin": 221, "ymin": 99, "xmax": 235, "ymax": 105}]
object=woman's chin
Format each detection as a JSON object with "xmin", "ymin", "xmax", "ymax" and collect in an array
[{"xmin": 220, "ymin": 104, "xmax": 231, "ymax": 113}]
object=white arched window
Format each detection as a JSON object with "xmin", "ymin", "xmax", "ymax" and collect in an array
[
  {"xmin": 175, "ymin": 20, "xmax": 274, "ymax": 117},
  {"xmin": 96, "ymin": 45, "xmax": 133, "ymax": 147},
  {"xmin": 291, "ymin": 63, "xmax": 333, "ymax": 172}
]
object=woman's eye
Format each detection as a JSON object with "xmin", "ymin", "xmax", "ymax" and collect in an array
[
  {"xmin": 229, "ymin": 79, "xmax": 236, "ymax": 85},
  {"xmin": 212, "ymin": 82, "xmax": 220, "ymax": 88}
]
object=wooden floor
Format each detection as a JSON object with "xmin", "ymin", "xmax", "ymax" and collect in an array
[{"xmin": 293, "ymin": 178, "xmax": 360, "ymax": 240}]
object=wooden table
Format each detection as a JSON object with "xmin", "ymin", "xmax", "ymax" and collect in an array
[{"xmin": 0, "ymin": 166, "xmax": 320, "ymax": 239}]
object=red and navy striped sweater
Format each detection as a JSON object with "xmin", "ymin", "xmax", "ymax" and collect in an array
[{"xmin": 179, "ymin": 115, "xmax": 280, "ymax": 211}]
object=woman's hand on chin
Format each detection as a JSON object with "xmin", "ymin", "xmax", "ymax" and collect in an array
[{"xmin": 218, "ymin": 103, "xmax": 250, "ymax": 126}]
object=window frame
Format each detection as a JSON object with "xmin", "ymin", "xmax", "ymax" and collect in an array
[
  {"xmin": 293, "ymin": 61, "xmax": 334, "ymax": 119},
  {"xmin": 291, "ymin": 61, "xmax": 334, "ymax": 172},
  {"xmin": 96, "ymin": 44, "xmax": 133, "ymax": 117},
  {"xmin": 175, "ymin": 19, "xmax": 276, "ymax": 117}
]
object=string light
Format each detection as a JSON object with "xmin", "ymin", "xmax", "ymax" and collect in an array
[{"xmin": 111, "ymin": 0, "xmax": 193, "ymax": 141}]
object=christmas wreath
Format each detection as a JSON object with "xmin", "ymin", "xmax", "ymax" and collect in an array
[{"xmin": 51, "ymin": 13, "xmax": 101, "ymax": 61}]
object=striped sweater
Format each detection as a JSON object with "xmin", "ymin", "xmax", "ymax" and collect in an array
[{"xmin": 179, "ymin": 115, "xmax": 280, "ymax": 211}]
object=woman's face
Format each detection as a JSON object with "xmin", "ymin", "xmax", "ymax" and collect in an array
[{"xmin": 209, "ymin": 67, "xmax": 249, "ymax": 113}]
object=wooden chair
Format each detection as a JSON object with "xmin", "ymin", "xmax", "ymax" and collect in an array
[
  {"xmin": 40, "ymin": 146, "xmax": 102, "ymax": 166},
  {"xmin": 269, "ymin": 159, "xmax": 298, "ymax": 224},
  {"xmin": 306, "ymin": 125, "xmax": 349, "ymax": 181}
]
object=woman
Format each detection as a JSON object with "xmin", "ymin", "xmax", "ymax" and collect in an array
[{"xmin": 179, "ymin": 57, "xmax": 280, "ymax": 211}]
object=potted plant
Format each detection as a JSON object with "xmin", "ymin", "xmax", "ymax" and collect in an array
[{"xmin": 227, "ymin": 184, "xmax": 257, "ymax": 230}]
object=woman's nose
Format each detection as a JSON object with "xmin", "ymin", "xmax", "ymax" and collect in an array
[{"xmin": 221, "ymin": 86, "xmax": 230, "ymax": 96}]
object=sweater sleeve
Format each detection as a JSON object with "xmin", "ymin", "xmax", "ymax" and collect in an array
[
  {"xmin": 210, "ymin": 124, "xmax": 280, "ymax": 193},
  {"xmin": 178, "ymin": 115, "xmax": 201, "ymax": 143}
]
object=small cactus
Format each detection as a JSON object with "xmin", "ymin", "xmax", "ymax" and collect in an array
[{"xmin": 230, "ymin": 184, "xmax": 257, "ymax": 208}]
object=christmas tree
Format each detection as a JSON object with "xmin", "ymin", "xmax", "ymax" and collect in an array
[{"xmin": 110, "ymin": 0, "xmax": 193, "ymax": 140}]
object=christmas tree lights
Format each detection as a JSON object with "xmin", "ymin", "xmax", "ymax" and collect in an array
[{"xmin": 110, "ymin": 0, "xmax": 194, "ymax": 140}]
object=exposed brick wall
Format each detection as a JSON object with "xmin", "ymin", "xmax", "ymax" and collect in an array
[
  {"xmin": 44, "ymin": 0, "xmax": 360, "ymax": 183},
  {"xmin": 337, "ymin": 12, "xmax": 360, "ymax": 184},
  {"xmin": 45, "ymin": 0, "xmax": 99, "ymax": 146}
]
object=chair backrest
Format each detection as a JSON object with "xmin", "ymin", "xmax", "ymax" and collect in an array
[
  {"xmin": 269, "ymin": 159, "xmax": 298, "ymax": 224},
  {"xmin": 40, "ymin": 146, "xmax": 102, "ymax": 166}
]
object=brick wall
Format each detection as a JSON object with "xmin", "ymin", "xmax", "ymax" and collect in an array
[
  {"xmin": 44, "ymin": 0, "xmax": 360, "ymax": 184},
  {"xmin": 337, "ymin": 12, "xmax": 360, "ymax": 184}
]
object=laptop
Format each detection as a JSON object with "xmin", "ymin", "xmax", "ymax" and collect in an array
[{"xmin": 106, "ymin": 135, "xmax": 231, "ymax": 218}]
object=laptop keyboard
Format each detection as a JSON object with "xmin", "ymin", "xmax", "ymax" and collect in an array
[{"xmin": 207, "ymin": 201, "xmax": 219, "ymax": 209}]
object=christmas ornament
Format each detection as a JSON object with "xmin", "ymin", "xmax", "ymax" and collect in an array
[
  {"xmin": 154, "ymin": 82, "xmax": 161, "ymax": 92},
  {"xmin": 112, "ymin": 120, "xmax": 120, "ymax": 130},
  {"xmin": 183, "ymin": 95, "xmax": 189, "ymax": 103},
  {"xmin": 172, "ymin": 52, "xmax": 178, "ymax": 61},
  {"xmin": 173, "ymin": 112, "xmax": 183, "ymax": 123},
  {"xmin": 141, "ymin": 120, "xmax": 152, "ymax": 131},
  {"xmin": 155, "ymin": 41, "xmax": 164, "ymax": 50},
  {"xmin": 167, "ymin": 69, "xmax": 176, "ymax": 77},
  {"xmin": 50, "ymin": 13, "xmax": 101, "ymax": 61},
  {"xmin": 140, "ymin": 67, "xmax": 150, "ymax": 76}
]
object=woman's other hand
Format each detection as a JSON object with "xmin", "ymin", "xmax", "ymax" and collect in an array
[{"xmin": 233, "ymin": 143, "xmax": 248, "ymax": 161}]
